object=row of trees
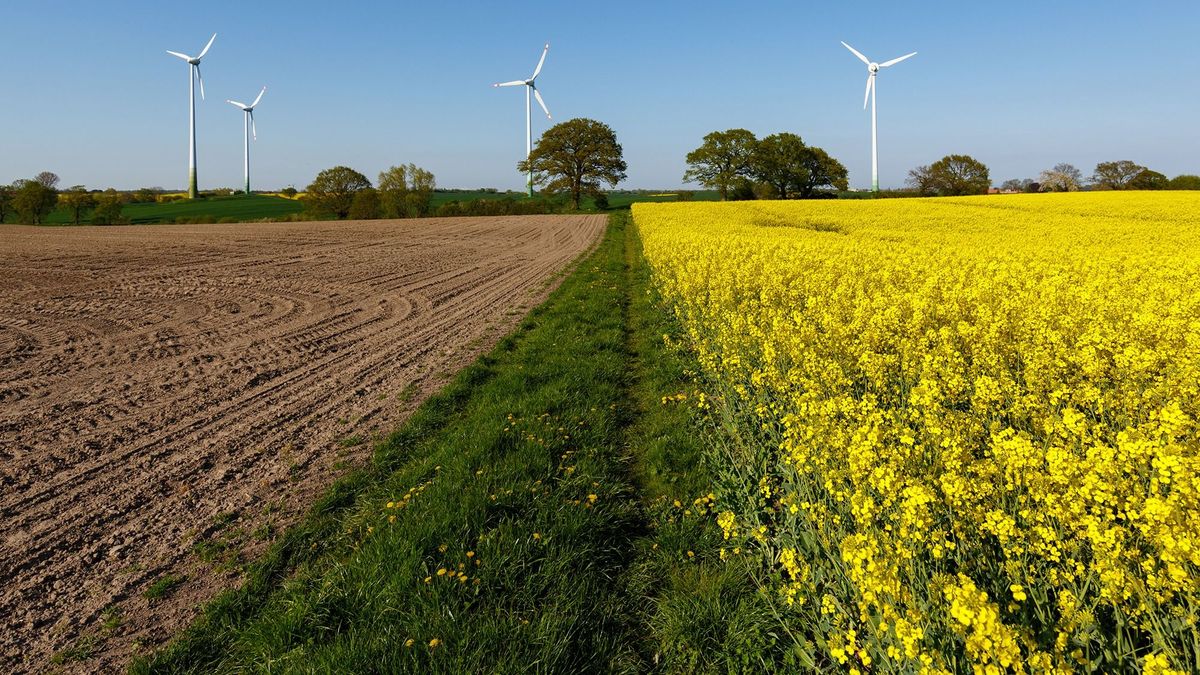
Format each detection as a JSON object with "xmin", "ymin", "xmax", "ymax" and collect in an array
[
  {"xmin": 682, "ymin": 129, "xmax": 848, "ymax": 200},
  {"xmin": 0, "ymin": 171, "xmax": 132, "ymax": 225},
  {"xmin": 1001, "ymin": 161, "xmax": 1198, "ymax": 193},
  {"xmin": 303, "ymin": 164, "xmax": 436, "ymax": 220}
]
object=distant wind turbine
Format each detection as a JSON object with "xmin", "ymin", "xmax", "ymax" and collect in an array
[
  {"xmin": 841, "ymin": 41, "xmax": 916, "ymax": 192},
  {"xmin": 167, "ymin": 33, "xmax": 217, "ymax": 199},
  {"xmin": 493, "ymin": 43, "xmax": 552, "ymax": 197},
  {"xmin": 227, "ymin": 87, "xmax": 267, "ymax": 195}
]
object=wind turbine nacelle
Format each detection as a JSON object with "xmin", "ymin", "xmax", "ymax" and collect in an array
[{"xmin": 868, "ymin": 63, "xmax": 880, "ymax": 73}]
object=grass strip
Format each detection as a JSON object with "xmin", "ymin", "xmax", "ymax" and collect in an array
[{"xmin": 136, "ymin": 213, "xmax": 648, "ymax": 673}]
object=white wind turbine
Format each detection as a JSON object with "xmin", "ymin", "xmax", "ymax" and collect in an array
[
  {"xmin": 493, "ymin": 43, "xmax": 551, "ymax": 197},
  {"xmin": 227, "ymin": 87, "xmax": 267, "ymax": 195},
  {"xmin": 167, "ymin": 33, "xmax": 217, "ymax": 199},
  {"xmin": 841, "ymin": 41, "xmax": 916, "ymax": 192}
]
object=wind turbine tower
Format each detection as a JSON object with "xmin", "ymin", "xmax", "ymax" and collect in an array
[
  {"xmin": 167, "ymin": 33, "xmax": 217, "ymax": 199},
  {"xmin": 841, "ymin": 41, "xmax": 916, "ymax": 192},
  {"xmin": 493, "ymin": 43, "xmax": 552, "ymax": 197},
  {"xmin": 227, "ymin": 87, "xmax": 267, "ymax": 194}
]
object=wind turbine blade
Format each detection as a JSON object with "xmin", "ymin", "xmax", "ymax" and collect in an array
[
  {"xmin": 250, "ymin": 111, "xmax": 257, "ymax": 140},
  {"xmin": 196, "ymin": 64, "xmax": 205, "ymax": 100},
  {"xmin": 533, "ymin": 88, "xmax": 550, "ymax": 119},
  {"xmin": 197, "ymin": 33, "xmax": 216, "ymax": 60},
  {"xmin": 841, "ymin": 41, "xmax": 870, "ymax": 65},
  {"xmin": 863, "ymin": 75, "xmax": 873, "ymax": 109},
  {"xmin": 493, "ymin": 80, "xmax": 525, "ymax": 87},
  {"xmin": 531, "ymin": 42, "xmax": 549, "ymax": 79},
  {"xmin": 227, "ymin": 99, "xmax": 247, "ymax": 108},
  {"xmin": 166, "ymin": 50, "xmax": 191, "ymax": 61},
  {"xmin": 880, "ymin": 51, "xmax": 917, "ymax": 68},
  {"xmin": 250, "ymin": 86, "xmax": 266, "ymax": 108}
]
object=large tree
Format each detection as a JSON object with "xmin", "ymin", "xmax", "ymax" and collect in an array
[
  {"xmin": 377, "ymin": 165, "xmax": 409, "ymax": 218},
  {"xmin": 907, "ymin": 155, "xmax": 991, "ymax": 196},
  {"xmin": 1129, "ymin": 168, "xmax": 1168, "ymax": 190},
  {"xmin": 12, "ymin": 178, "xmax": 59, "ymax": 224},
  {"xmin": 682, "ymin": 128, "xmax": 757, "ymax": 200},
  {"xmin": 795, "ymin": 146, "xmax": 849, "ymax": 198},
  {"xmin": 59, "ymin": 185, "xmax": 95, "ymax": 225},
  {"xmin": 1038, "ymin": 163, "xmax": 1082, "ymax": 192},
  {"xmin": 405, "ymin": 164, "xmax": 436, "ymax": 217},
  {"xmin": 1169, "ymin": 174, "xmax": 1200, "ymax": 190},
  {"xmin": 1091, "ymin": 160, "xmax": 1146, "ymax": 190},
  {"xmin": 519, "ymin": 118, "xmax": 627, "ymax": 210},
  {"xmin": 305, "ymin": 166, "xmax": 371, "ymax": 219},
  {"xmin": 749, "ymin": 132, "xmax": 808, "ymax": 199}
]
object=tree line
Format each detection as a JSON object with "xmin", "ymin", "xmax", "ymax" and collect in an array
[
  {"xmin": 997, "ymin": 161, "xmax": 1198, "ymax": 193},
  {"xmin": 302, "ymin": 164, "xmax": 436, "ymax": 220},
  {"xmin": 682, "ymin": 129, "xmax": 848, "ymax": 200},
  {"xmin": 0, "ymin": 172, "xmax": 128, "ymax": 225}
]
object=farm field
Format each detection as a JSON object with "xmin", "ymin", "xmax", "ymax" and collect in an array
[
  {"xmin": 0, "ymin": 214, "xmax": 604, "ymax": 672},
  {"xmin": 43, "ymin": 194, "xmax": 304, "ymax": 225},
  {"xmin": 634, "ymin": 192, "xmax": 1200, "ymax": 672}
]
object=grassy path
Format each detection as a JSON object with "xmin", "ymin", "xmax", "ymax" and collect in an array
[{"xmin": 133, "ymin": 213, "xmax": 746, "ymax": 673}]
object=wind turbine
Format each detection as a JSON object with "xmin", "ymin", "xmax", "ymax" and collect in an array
[
  {"xmin": 227, "ymin": 87, "xmax": 267, "ymax": 194},
  {"xmin": 167, "ymin": 33, "xmax": 217, "ymax": 199},
  {"xmin": 493, "ymin": 43, "xmax": 551, "ymax": 197},
  {"xmin": 841, "ymin": 41, "xmax": 916, "ymax": 192}
]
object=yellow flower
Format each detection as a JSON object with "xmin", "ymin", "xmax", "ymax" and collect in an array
[{"xmin": 429, "ymin": 638, "xmax": 441, "ymax": 648}]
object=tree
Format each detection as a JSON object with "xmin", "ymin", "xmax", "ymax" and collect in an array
[
  {"xmin": 519, "ymin": 118, "xmax": 627, "ymax": 210},
  {"xmin": 906, "ymin": 165, "xmax": 936, "ymax": 195},
  {"xmin": 91, "ymin": 189, "xmax": 125, "ymax": 225},
  {"xmin": 305, "ymin": 166, "xmax": 371, "ymax": 219},
  {"xmin": 12, "ymin": 178, "xmax": 58, "ymax": 224},
  {"xmin": 1038, "ymin": 163, "xmax": 1082, "ymax": 192},
  {"xmin": 1129, "ymin": 168, "xmax": 1168, "ymax": 190},
  {"xmin": 1168, "ymin": 174, "xmax": 1200, "ymax": 190},
  {"xmin": 377, "ymin": 165, "xmax": 409, "ymax": 218},
  {"xmin": 749, "ymin": 132, "xmax": 808, "ymax": 199},
  {"xmin": 405, "ymin": 164, "xmax": 436, "ymax": 217},
  {"xmin": 682, "ymin": 128, "xmax": 757, "ymax": 200},
  {"xmin": 34, "ymin": 171, "xmax": 60, "ymax": 189},
  {"xmin": 795, "ymin": 146, "xmax": 849, "ymax": 198},
  {"xmin": 0, "ymin": 183, "xmax": 13, "ymax": 223},
  {"xmin": 280, "ymin": 186, "xmax": 298, "ymax": 198},
  {"xmin": 59, "ymin": 185, "xmax": 96, "ymax": 225},
  {"xmin": 907, "ymin": 155, "xmax": 991, "ymax": 196},
  {"xmin": 1091, "ymin": 160, "xmax": 1146, "ymax": 190},
  {"xmin": 348, "ymin": 187, "xmax": 382, "ymax": 219}
]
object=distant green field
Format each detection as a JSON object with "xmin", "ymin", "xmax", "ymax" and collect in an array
[
  {"xmin": 42, "ymin": 194, "xmax": 304, "ymax": 225},
  {"xmin": 26, "ymin": 190, "xmax": 718, "ymax": 226}
]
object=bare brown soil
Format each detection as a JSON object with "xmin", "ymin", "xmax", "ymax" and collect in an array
[{"xmin": 0, "ymin": 215, "xmax": 605, "ymax": 673}]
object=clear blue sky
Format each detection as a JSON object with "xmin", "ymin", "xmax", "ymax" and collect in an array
[{"xmin": 1, "ymin": 1, "xmax": 1197, "ymax": 191}]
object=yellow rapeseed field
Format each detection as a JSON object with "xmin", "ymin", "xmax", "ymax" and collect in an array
[{"xmin": 634, "ymin": 192, "xmax": 1200, "ymax": 673}]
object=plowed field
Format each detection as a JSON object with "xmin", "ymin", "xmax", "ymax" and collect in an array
[{"xmin": 0, "ymin": 214, "xmax": 604, "ymax": 672}]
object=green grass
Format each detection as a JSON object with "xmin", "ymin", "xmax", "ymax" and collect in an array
[
  {"xmin": 43, "ymin": 194, "xmax": 303, "ymax": 225},
  {"xmin": 143, "ymin": 574, "xmax": 187, "ymax": 602},
  {"xmin": 131, "ymin": 212, "xmax": 771, "ymax": 673}
]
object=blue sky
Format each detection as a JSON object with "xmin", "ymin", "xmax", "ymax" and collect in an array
[{"xmin": 1, "ymin": 1, "xmax": 1197, "ymax": 191}]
